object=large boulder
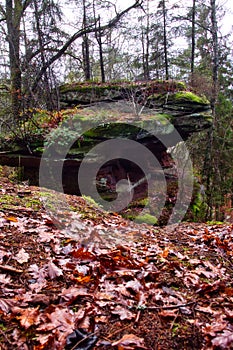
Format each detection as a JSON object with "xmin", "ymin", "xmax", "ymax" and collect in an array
[
  {"xmin": 59, "ymin": 80, "xmax": 212, "ymax": 139},
  {"xmin": 0, "ymin": 80, "xmax": 212, "ymax": 225}
]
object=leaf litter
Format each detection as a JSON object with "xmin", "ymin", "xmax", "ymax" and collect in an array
[{"xmin": 0, "ymin": 178, "xmax": 232, "ymax": 349}]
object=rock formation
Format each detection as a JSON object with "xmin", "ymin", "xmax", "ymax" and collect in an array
[{"xmin": 0, "ymin": 80, "xmax": 212, "ymax": 224}]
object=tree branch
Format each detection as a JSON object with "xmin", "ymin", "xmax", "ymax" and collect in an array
[
  {"xmin": 31, "ymin": 0, "xmax": 143, "ymax": 92},
  {"xmin": 22, "ymin": 0, "xmax": 32, "ymax": 13}
]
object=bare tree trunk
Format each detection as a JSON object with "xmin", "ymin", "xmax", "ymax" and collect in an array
[
  {"xmin": 98, "ymin": 17, "xmax": 105, "ymax": 83},
  {"xmin": 210, "ymin": 0, "xmax": 218, "ymax": 112},
  {"xmin": 204, "ymin": 0, "xmax": 219, "ymax": 220},
  {"xmin": 142, "ymin": 0, "xmax": 150, "ymax": 80},
  {"xmin": 162, "ymin": 0, "xmax": 169, "ymax": 80},
  {"xmin": 6, "ymin": 0, "xmax": 22, "ymax": 121},
  {"xmin": 82, "ymin": 0, "xmax": 91, "ymax": 80},
  {"xmin": 190, "ymin": 0, "xmax": 196, "ymax": 85},
  {"xmin": 33, "ymin": 0, "xmax": 54, "ymax": 110},
  {"xmin": 93, "ymin": 7, "xmax": 105, "ymax": 83}
]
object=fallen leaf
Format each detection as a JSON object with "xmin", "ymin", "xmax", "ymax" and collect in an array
[
  {"xmin": 125, "ymin": 279, "xmax": 142, "ymax": 293},
  {"xmin": 47, "ymin": 261, "xmax": 63, "ymax": 279},
  {"xmin": 4, "ymin": 216, "xmax": 18, "ymax": 222},
  {"xmin": 14, "ymin": 248, "xmax": 30, "ymax": 264},
  {"xmin": 159, "ymin": 309, "xmax": 179, "ymax": 318},
  {"xmin": 12, "ymin": 306, "xmax": 40, "ymax": 329},
  {"xmin": 0, "ymin": 274, "xmax": 11, "ymax": 285},
  {"xmin": 160, "ymin": 247, "xmax": 169, "ymax": 258},
  {"xmin": 111, "ymin": 305, "xmax": 135, "ymax": 320},
  {"xmin": 0, "ymin": 298, "xmax": 15, "ymax": 313},
  {"xmin": 212, "ymin": 330, "xmax": 233, "ymax": 349},
  {"xmin": 75, "ymin": 275, "xmax": 91, "ymax": 283},
  {"xmin": 112, "ymin": 333, "xmax": 144, "ymax": 347}
]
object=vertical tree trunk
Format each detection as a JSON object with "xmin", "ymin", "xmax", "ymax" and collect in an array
[
  {"xmin": 98, "ymin": 17, "xmax": 105, "ymax": 83},
  {"xmin": 190, "ymin": 0, "xmax": 196, "ymax": 85},
  {"xmin": 142, "ymin": 0, "xmax": 150, "ymax": 80},
  {"xmin": 6, "ymin": 0, "xmax": 22, "ymax": 121},
  {"xmin": 204, "ymin": 0, "xmax": 219, "ymax": 220},
  {"xmin": 210, "ymin": 0, "xmax": 218, "ymax": 112},
  {"xmin": 162, "ymin": 0, "xmax": 169, "ymax": 80},
  {"xmin": 92, "ymin": 2, "xmax": 105, "ymax": 82},
  {"xmin": 94, "ymin": 15, "xmax": 105, "ymax": 83},
  {"xmin": 82, "ymin": 0, "xmax": 91, "ymax": 80},
  {"xmin": 33, "ymin": 0, "xmax": 54, "ymax": 110}
]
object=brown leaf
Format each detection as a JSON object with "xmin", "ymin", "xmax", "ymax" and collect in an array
[
  {"xmin": 12, "ymin": 306, "xmax": 40, "ymax": 329},
  {"xmin": 160, "ymin": 247, "xmax": 169, "ymax": 258},
  {"xmin": 159, "ymin": 309, "xmax": 179, "ymax": 318},
  {"xmin": 14, "ymin": 248, "xmax": 30, "ymax": 264},
  {"xmin": 47, "ymin": 261, "xmax": 63, "ymax": 279},
  {"xmin": 39, "ymin": 307, "xmax": 75, "ymax": 336},
  {"xmin": 111, "ymin": 305, "xmax": 135, "ymax": 320},
  {"xmin": 112, "ymin": 334, "xmax": 144, "ymax": 347},
  {"xmin": 125, "ymin": 279, "xmax": 142, "ymax": 293},
  {"xmin": 212, "ymin": 330, "xmax": 233, "ymax": 349},
  {"xmin": 0, "ymin": 298, "xmax": 15, "ymax": 313},
  {"xmin": 60, "ymin": 286, "xmax": 91, "ymax": 302},
  {"xmin": 70, "ymin": 247, "xmax": 95, "ymax": 261},
  {"xmin": 0, "ymin": 274, "xmax": 11, "ymax": 285},
  {"xmin": 224, "ymin": 287, "xmax": 233, "ymax": 296}
]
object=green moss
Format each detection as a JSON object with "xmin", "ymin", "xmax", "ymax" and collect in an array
[
  {"xmin": 0, "ymin": 192, "xmax": 42, "ymax": 211},
  {"xmin": 135, "ymin": 213, "xmax": 158, "ymax": 225},
  {"xmin": 129, "ymin": 198, "xmax": 149, "ymax": 208},
  {"xmin": 171, "ymin": 91, "xmax": 209, "ymax": 105},
  {"xmin": 148, "ymin": 91, "xmax": 210, "ymax": 107},
  {"xmin": 206, "ymin": 221, "xmax": 224, "ymax": 225},
  {"xmin": 82, "ymin": 195, "xmax": 102, "ymax": 208},
  {"xmin": 176, "ymin": 81, "xmax": 187, "ymax": 90},
  {"xmin": 0, "ymin": 323, "xmax": 7, "ymax": 331},
  {"xmin": 59, "ymin": 80, "xmax": 188, "ymax": 96},
  {"xmin": 60, "ymin": 82, "xmax": 118, "ymax": 94}
]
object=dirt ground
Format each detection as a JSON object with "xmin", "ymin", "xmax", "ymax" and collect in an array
[{"xmin": 0, "ymin": 176, "xmax": 232, "ymax": 349}]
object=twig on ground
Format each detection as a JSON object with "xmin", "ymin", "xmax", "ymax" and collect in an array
[
  {"xmin": 0, "ymin": 264, "xmax": 23, "ymax": 274},
  {"xmin": 70, "ymin": 331, "xmax": 99, "ymax": 350},
  {"xmin": 135, "ymin": 310, "xmax": 141, "ymax": 324},
  {"xmin": 147, "ymin": 301, "xmax": 197, "ymax": 311},
  {"xmin": 0, "ymin": 328, "xmax": 13, "ymax": 345},
  {"xmin": 106, "ymin": 324, "xmax": 131, "ymax": 339}
]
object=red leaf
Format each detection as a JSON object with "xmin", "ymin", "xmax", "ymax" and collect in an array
[{"xmin": 70, "ymin": 247, "xmax": 95, "ymax": 261}]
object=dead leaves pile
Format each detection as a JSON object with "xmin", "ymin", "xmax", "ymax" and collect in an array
[{"xmin": 0, "ymin": 182, "xmax": 232, "ymax": 349}]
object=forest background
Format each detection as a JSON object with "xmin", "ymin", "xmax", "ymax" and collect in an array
[{"xmin": 0, "ymin": 0, "xmax": 232, "ymax": 222}]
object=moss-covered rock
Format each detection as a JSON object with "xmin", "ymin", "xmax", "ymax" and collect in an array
[
  {"xmin": 59, "ymin": 80, "xmax": 188, "ymax": 107},
  {"xmin": 0, "ymin": 80, "xmax": 213, "ymax": 228},
  {"xmin": 58, "ymin": 80, "xmax": 212, "ymax": 140},
  {"xmin": 135, "ymin": 213, "xmax": 158, "ymax": 225}
]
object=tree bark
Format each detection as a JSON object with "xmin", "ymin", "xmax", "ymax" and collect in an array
[
  {"xmin": 162, "ymin": 0, "xmax": 169, "ymax": 80},
  {"xmin": 6, "ymin": 0, "xmax": 22, "ymax": 121},
  {"xmin": 190, "ymin": 0, "xmax": 196, "ymax": 84},
  {"xmin": 93, "ymin": 1, "xmax": 105, "ymax": 83},
  {"xmin": 210, "ymin": 0, "xmax": 218, "ymax": 112},
  {"xmin": 97, "ymin": 16, "xmax": 105, "ymax": 83},
  {"xmin": 82, "ymin": 0, "xmax": 91, "ymax": 80},
  {"xmin": 33, "ymin": 0, "xmax": 54, "ymax": 110},
  {"xmin": 142, "ymin": 0, "xmax": 150, "ymax": 80},
  {"xmin": 204, "ymin": 0, "xmax": 219, "ymax": 220}
]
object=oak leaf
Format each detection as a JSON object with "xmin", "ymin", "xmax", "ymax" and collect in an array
[
  {"xmin": 14, "ymin": 248, "xmax": 30, "ymax": 264},
  {"xmin": 112, "ymin": 334, "xmax": 145, "ymax": 347}
]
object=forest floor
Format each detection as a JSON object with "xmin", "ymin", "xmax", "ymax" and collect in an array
[{"xmin": 0, "ymin": 175, "xmax": 232, "ymax": 350}]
